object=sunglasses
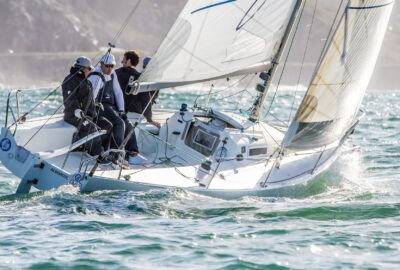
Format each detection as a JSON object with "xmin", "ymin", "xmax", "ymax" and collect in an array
[{"xmin": 104, "ymin": 64, "xmax": 114, "ymax": 68}]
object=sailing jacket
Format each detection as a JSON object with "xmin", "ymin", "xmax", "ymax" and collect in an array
[
  {"xmin": 62, "ymin": 66, "xmax": 96, "ymax": 121},
  {"xmin": 88, "ymin": 66, "xmax": 125, "ymax": 112},
  {"xmin": 115, "ymin": 66, "xmax": 157, "ymax": 122}
]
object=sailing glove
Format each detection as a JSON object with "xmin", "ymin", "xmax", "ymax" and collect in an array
[
  {"xmin": 74, "ymin": 109, "xmax": 83, "ymax": 119},
  {"xmin": 119, "ymin": 111, "xmax": 128, "ymax": 121},
  {"xmin": 95, "ymin": 102, "xmax": 104, "ymax": 111}
]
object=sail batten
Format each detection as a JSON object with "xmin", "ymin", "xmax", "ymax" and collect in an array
[
  {"xmin": 283, "ymin": 0, "xmax": 394, "ymax": 150},
  {"xmin": 136, "ymin": 0, "xmax": 298, "ymax": 92}
]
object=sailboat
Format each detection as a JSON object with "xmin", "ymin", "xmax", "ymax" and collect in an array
[{"xmin": 0, "ymin": 0, "xmax": 394, "ymax": 199}]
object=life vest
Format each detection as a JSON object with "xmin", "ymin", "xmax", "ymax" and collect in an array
[{"xmin": 90, "ymin": 72, "xmax": 116, "ymax": 106}]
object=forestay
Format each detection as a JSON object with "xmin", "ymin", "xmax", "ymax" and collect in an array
[
  {"xmin": 283, "ymin": 0, "xmax": 394, "ymax": 150},
  {"xmin": 136, "ymin": 0, "xmax": 297, "ymax": 92}
]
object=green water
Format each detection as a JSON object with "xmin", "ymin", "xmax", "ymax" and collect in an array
[{"xmin": 0, "ymin": 88, "xmax": 399, "ymax": 269}]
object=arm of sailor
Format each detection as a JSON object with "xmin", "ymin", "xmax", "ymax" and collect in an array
[
  {"xmin": 62, "ymin": 79, "xmax": 81, "ymax": 114},
  {"xmin": 113, "ymin": 72, "xmax": 125, "ymax": 112},
  {"xmin": 88, "ymin": 74, "xmax": 104, "ymax": 101}
]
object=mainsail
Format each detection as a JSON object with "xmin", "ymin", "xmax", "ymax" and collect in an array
[
  {"xmin": 283, "ymin": 0, "xmax": 394, "ymax": 150},
  {"xmin": 136, "ymin": 0, "xmax": 298, "ymax": 93}
]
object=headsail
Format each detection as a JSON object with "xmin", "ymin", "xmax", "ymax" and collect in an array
[
  {"xmin": 283, "ymin": 0, "xmax": 394, "ymax": 150},
  {"xmin": 135, "ymin": 0, "xmax": 298, "ymax": 93}
]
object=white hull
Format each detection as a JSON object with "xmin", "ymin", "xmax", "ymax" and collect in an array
[
  {"xmin": 0, "ymin": 109, "xmax": 342, "ymax": 199},
  {"xmin": 0, "ymin": 0, "xmax": 391, "ymax": 199}
]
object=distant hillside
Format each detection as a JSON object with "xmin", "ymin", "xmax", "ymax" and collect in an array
[
  {"xmin": 0, "ymin": 0, "xmax": 186, "ymax": 87},
  {"xmin": 0, "ymin": 0, "xmax": 399, "ymax": 89}
]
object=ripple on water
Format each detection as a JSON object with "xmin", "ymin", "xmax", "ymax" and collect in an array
[
  {"xmin": 254, "ymin": 203, "xmax": 400, "ymax": 221},
  {"xmin": 220, "ymin": 260, "xmax": 290, "ymax": 270},
  {"xmin": 0, "ymin": 90, "xmax": 400, "ymax": 269}
]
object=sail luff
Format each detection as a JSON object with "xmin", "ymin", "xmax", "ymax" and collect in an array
[
  {"xmin": 309, "ymin": 1, "xmax": 348, "ymax": 84},
  {"xmin": 283, "ymin": 0, "xmax": 394, "ymax": 150}
]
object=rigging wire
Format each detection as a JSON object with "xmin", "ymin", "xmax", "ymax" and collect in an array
[
  {"xmin": 193, "ymin": 74, "xmax": 258, "ymax": 118},
  {"xmin": 257, "ymin": 122, "xmax": 281, "ymax": 148},
  {"xmin": 23, "ymin": 79, "xmax": 88, "ymax": 148},
  {"xmin": 280, "ymin": 0, "xmax": 347, "ymax": 145},
  {"xmin": 13, "ymin": 1, "xmax": 349, "ymax": 180},
  {"xmin": 262, "ymin": 1, "xmax": 348, "ymax": 187},
  {"xmin": 95, "ymin": 0, "xmax": 314, "ymax": 173},
  {"xmin": 18, "ymin": 48, "xmax": 117, "ymax": 124},
  {"xmin": 20, "ymin": 0, "xmax": 143, "ymax": 124},
  {"xmin": 262, "ymin": 0, "xmax": 308, "ymax": 121},
  {"xmin": 193, "ymin": 74, "xmax": 252, "ymax": 106},
  {"xmin": 22, "ymin": 1, "xmax": 144, "ymax": 172},
  {"xmin": 287, "ymin": 0, "xmax": 318, "ymax": 125},
  {"xmin": 313, "ymin": 0, "xmax": 346, "ymax": 78},
  {"xmin": 235, "ymin": 75, "xmax": 255, "ymax": 111},
  {"xmin": 110, "ymin": 0, "xmax": 143, "ymax": 45},
  {"xmin": 204, "ymin": 84, "xmax": 214, "ymax": 108},
  {"xmin": 266, "ymin": 112, "xmax": 291, "ymax": 128}
]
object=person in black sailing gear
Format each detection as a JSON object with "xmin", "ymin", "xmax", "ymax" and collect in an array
[
  {"xmin": 116, "ymin": 51, "xmax": 160, "ymax": 128},
  {"xmin": 89, "ymin": 53, "xmax": 149, "ymax": 165},
  {"xmin": 62, "ymin": 56, "xmax": 112, "ymax": 158}
]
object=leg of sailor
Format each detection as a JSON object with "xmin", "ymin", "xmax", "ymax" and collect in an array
[
  {"xmin": 123, "ymin": 118, "xmax": 139, "ymax": 155},
  {"xmin": 99, "ymin": 104, "xmax": 126, "ymax": 149},
  {"xmin": 94, "ymin": 116, "xmax": 113, "ymax": 152},
  {"xmin": 65, "ymin": 117, "xmax": 104, "ymax": 157}
]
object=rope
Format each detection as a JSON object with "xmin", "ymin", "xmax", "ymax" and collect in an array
[
  {"xmin": 110, "ymin": 0, "xmax": 143, "ymax": 45},
  {"xmin": 23, "ymin": 75, "xmax": 90, "ymax": 147},
  {"xmin": 257, "ymin": 122, "xmax": 282, "ymax": 148},
  {"xmin": 22, "ymin": 45, "xmax": 112, "ymax": 148},
  {"xmin": 193, "ymin": 74, "xmax": 253, "ymax": 108},
  {"xmin": 236, "ymin": 74, "xmax": 257, "ymax": 112}
]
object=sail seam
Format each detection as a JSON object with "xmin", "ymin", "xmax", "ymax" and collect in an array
[
  {"xmin": 348, "ymin": 2, "xmax": 393, "ymax": 10},
  {"xmin": 191, "ymin": 0, "xmax": 236, "ymax": 14}
]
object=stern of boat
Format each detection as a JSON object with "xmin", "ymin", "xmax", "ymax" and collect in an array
[
  {"xmin": 0, "ymin": 128, "xmax": 40, "ymax": 178},
  {"xmin": 0, "ymin": 127, "xmax": 72, "ymax": 193}
]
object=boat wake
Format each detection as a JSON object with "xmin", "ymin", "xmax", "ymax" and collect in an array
[{"xmin": 1, "ymin": 142, "xmax": 398, "ymax": 222}]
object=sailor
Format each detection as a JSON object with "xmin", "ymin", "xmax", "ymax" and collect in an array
[
  {"xmin": 89, "ymin": 53, "xmax": 148, "ymax": 165},
  {"xmin": 115, "ymin": 52, "xmax": 160, "ymax": 128},
  {"xmin": 61, "ymin": 56, "xmax": 112, "ymax": 158},
  {"xmin": 115, "ymin": 50, "xmax": 141, "ymax": 112}
]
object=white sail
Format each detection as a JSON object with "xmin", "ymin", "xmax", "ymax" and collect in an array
[
  {"xmin": 283, "ymin": 0, "xmax": 394, "ymax": 150},
  {"xmin": 136, "ymin": 0, "xmax": 298, "ymax": 92}
]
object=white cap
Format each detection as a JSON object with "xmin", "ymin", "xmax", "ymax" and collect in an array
[{"xmin": 100, "ymin": 53, "xmax": 116, "ymax": 65}]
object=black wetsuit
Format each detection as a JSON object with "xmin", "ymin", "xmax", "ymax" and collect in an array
[{"xmin": 61, "ymin": 66, "xmax": 112, "ymax": 156}]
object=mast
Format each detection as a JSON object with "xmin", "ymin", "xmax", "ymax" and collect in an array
[{"xmin": 249, "ymin": 0, "xmax": 304, "ymax": 122}]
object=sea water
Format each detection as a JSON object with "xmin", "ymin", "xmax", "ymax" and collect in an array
[{"xmin": 0, "ymin": 88, "xmax": 399, "ymax": 269}]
